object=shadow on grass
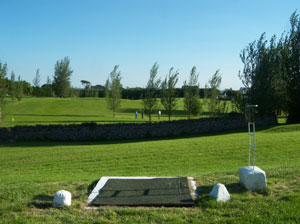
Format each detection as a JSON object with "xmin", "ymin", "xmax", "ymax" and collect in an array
[
  {"xmin": 195, "ymin": 182, "xmax": 248, "ymax": 208},
  {"xmin": 13, "ymin": 120, "xmax": 143, "ymax": 124},
  {"xmin": 197, "ymin": 182, "xmax": 248, "ymax": 196},
  {"xmin": 30, "ymin": 194, "xmax": 53, "ymax": 209},
  {"xmin": 87, "ymin": 179, "xmax": 99, "ymax": 195},
  {"xmin": 12, "ymin": 113, "xmax": 103, "ymax": 118}
]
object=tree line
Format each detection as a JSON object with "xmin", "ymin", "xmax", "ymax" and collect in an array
[
  {"xmin": 104, "ymin": 62, "xmax": 235, "ymax": 122},
  {"xmin": 0, "ymin": 55, "xmax": 235, "ymax": 124},
  {"xmin": 238, "ymin": 11, "xmax": 300, "ymax": 123}
]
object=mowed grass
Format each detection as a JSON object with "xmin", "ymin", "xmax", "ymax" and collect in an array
[
  {"xmin": 2, "ymin": 97, "xmax": 233, "ymax": 126},
  {"xmin": 0, "ymin": 124, "xmax": 300, "ymax": 223}
]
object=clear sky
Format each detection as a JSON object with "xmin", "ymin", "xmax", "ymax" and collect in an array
[{"xmin": 0, "ymin": 0, "xmax": 299, "ymax": 90}]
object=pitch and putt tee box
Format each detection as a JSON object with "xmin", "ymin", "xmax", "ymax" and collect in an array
[{"xmin": 88, "ymin": 177, "xmax": 197, "ymax": 207}]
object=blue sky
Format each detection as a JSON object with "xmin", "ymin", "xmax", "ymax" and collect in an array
[{"xmin": 0, "ymin": 0, "xmax": 299, "ymax": 89}]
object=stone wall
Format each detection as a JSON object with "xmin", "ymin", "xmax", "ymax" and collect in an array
[{"xmin": 0, "ymin": 115, "xmax": 277, "ymax": 142}]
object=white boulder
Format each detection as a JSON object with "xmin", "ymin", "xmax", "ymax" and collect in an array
[
  {"xmin": 239, "ymin": 166, "xmax": 266, "ymax": 191},
  {"xmin": 53, "ymin": 190, "xmax": 72, "ymax": 208},
  {"xmin": 209, "ymin": 183, "xmax": 230, "ymax": 202}
]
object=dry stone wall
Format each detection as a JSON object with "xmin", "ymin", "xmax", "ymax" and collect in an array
[{"xmin": 0, "ymin": 115, "xmax": 277, "ymax": 142}]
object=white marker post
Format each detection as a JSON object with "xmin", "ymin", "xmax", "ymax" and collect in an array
[
  {"xmin": 239, "ymin": 105, "xmax": 267, "ymax": 191},
  {"xmin": 246, "ymin": 105, "xmax": 257, "ymax": 169}
]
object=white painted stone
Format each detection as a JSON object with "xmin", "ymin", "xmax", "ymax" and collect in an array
[
  {"xmin": 53, "ymin": 190, "xmax": 72, "ymax": 208},
  {"xmin": 239, "ymin": 166, "xmax": 267, "ymax": 191},
  {"xmin": 209, "ymin": 183, "xmax": 230, "ymax": 202}
]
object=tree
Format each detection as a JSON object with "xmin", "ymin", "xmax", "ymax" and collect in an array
[
  {"xmin": 142, "ymin": 63, "xmax": 161, "ymax": 122},
  {"xmin": 0, "ymin": 62, "xmax": 7, "ymax": 125},
  {"xmin": 207, "ymin": 69, "xmax": 222, "ymax": 116},
  {"xmin": 161, "ymin": 67, "xmax": 179, "ymax": 121},
  {"xmin": 81, "ymin": 80, "xmax": 91, "ymax": 89},
  {"xmin": 281, "ymin": 12, "xmax": 300, "ymax": 123},
  {"xmin": 239, "ymin": 34, "xmax": 281, "ymax": 115},
  {"xmin": 53, "ymin": 57, "xmax": 73, "ymax": 97},
  {"xmin": 40, "ymin": 76, "xmax": 53, "ymax": 97},
  {"xmin": 33, "ymin": 68, "xmax": 41, "ymax": 97},
  {"xmin": 105, "ymin": 65, "xmax": 122, "ymax": 117},
  {"xmin": 10, "ymin": 71, "xmax": 16, "ymax": 103},
  {"xmin": 184, "ymin": 66, "xmax": 201, "ymax": 119},
  {"xmin": 33, "ymin": 68, "xmax": 41, "ymax": 87},
  {"xmin": 16, "ymin": 76, "xmax": 23, "ymax": 102}
]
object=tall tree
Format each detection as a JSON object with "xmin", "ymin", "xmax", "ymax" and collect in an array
[
  {"xmin": 207, "ymin": 69, "xmax": 222, "ymax": 116},
  {"xmin": 0, "ymin": 62, "xmax": 7, "ymax": 125},
  {"xmin": 239, "ymin": 34, "xmax": 279, "ymax": 115},
  {"xmin": 184, "ymin": 66, "xmax": 201, "ymax": 119},
  {"xmin": 105, "ymin": 65, "xmax": 122, "ymax": 117},
  {"xmin": 33, "ymin": 68, "xmax": 41, "ymax": 87},
  {"xmin": 281, "ymin": 12, "xmax": 300, "ymax": 123},
  {"xmin": 53, "ymin": 57, "xmax": 73, "ymax": 97},
  {"xmin": 33, "ymin": 68, "xmax": 41, "ymax": 97},
  {"xmin": 143, "ymin": 62, "xmax": 161, "ymax": 122},
  {"xmin": 10, "ymin": 71, "xmax": 16, "ymax": 103},
  {"xmin": 16, "ymin": 75, "xmax": 23, "ymax": 102},
  {"xmin": 161, "ymin": 67, "xmax": 179, "ymax": 121}
]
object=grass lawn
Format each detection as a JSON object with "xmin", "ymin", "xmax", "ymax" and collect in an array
[
  {"xmin": 2, "ymin": 97, "xmax": 234, "ymax": 126},
  {"xmin": 0, "ymin": 124, "xmax": 299, "ymax": 223}
]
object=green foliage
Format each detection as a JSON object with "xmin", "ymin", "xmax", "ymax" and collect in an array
[
  {"xmin": 53, "ymin": 57, "xmax": 73, "ymax": 98},
  {"xmin": 10, "ymin": 71, "xmax": 16, "ymax": 103},
  {"xmin": 39, "ymin": 76, "xmax": 53, "ymax": 97},
  {"xmin": 238, "ymin": 11, "xmax": 300, "ymax": 123},
  {"xmin": 80, "ymin": 80, "xmax": 91, "ymax": 89},
  {"xmin": 161, "ymin": 68, "xmax": 179, "ymax": 121},
  {"xmin": 32, "ymin": 69, "xmax": 41, "ymax": 96},
  {"xmin": 21, "ymin": 80, "xmax": 33, "ymax": 95},
  {"xmin": 105, "ymin": 65, "xmax": 122, "ymax": 117},
  {"xmin": 16, "ymin": 76, "xmax": 23, "ymax": 102},
  {"xmin": 0, "ymin": 62, "xmax": 8, "ymax": 125},
  {"xmin": 142, "ymin": 62, "xmax": 161, "ymax": 122},
  {"xmin": 184, "ymin": 66, "xmax": 201, "ymax": 118},
  {"xmin": 33, "ymin": 68, "xmax": 41, "ymax": 87},
  {"xmin": 231, "ymin": 91, "xmax": 247, "ymax": 113},
  {"xmin": 206, "ymin": 69, "xmax": 222, "ymax": 116},
  {"xmin": 281, "ymin": 12, "xmax": 300, "ymax": 123}
]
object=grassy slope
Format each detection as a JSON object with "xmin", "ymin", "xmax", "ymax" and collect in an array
[
  {"xmin": 0, "ymin": 124, "xmax": 299, "ymax": 223},
  {"xmin": 2, "ymin": 97, "xmax": 232, "ymax": 126}
]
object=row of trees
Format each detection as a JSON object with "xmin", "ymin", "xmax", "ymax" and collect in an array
[
  {"xmin": 0, "ymin": 63, "xmax": 26, "ymax": 124},
  {"xmin": 104, "ymin": 62, "xmax": 227, "ymax": 121},
  {"xmin": 0, "ymin": 57, "xmax": 74, "ymax": 124},
  {"xmin": 239, "ymin": 11, "xmax": 300, "ymax": 123}
]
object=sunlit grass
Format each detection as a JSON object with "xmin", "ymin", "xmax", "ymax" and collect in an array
[
  {"xmin": 2, "ymin": 97, "xmax": 235, "ymax": 126},
  {"xmin": 0, "ymin": 124, "xmax": 299, "ymax": 223}
]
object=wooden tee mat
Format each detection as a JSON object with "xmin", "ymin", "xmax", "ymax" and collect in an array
[{"xmin": 91, "ymin": 177, "xmax": 195, "ymax": 207}]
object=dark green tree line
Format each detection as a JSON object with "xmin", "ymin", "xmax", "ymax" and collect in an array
[{"xmin": 239, "ymin": 11, "xmax": 300, "ymax": 123}]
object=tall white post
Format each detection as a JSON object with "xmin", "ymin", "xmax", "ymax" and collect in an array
[
  {"xmin": 248, "ymin": 122, "xmax": 256, "ymax": 169},
  {"xmin": 239, "ymin": 105, "xmax": 266, "ymax": 191}
]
